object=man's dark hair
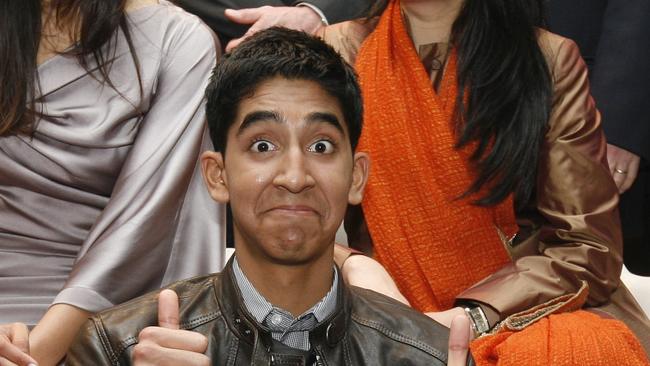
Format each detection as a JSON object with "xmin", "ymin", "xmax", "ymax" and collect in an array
[{"xmin": 205, "ymin": 27, "xmax": 363, "ymax": 153}]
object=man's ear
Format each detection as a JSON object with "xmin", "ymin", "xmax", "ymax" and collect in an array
[
  {"xmin": 348, "ymin": 152, "xmax": 370, "ymax": 205},
  {"xmin": 200, "ymin": 151, "xmax": 229, "ymax": 204}
]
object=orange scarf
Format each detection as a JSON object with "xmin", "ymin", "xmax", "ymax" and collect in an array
[
  {"xmin": 472, "ymin": 310, "xmax": 649, "ymax": 365},
  {"xmin": 355, "ymin": 0, "xmax": 517, "ymax": 312}
]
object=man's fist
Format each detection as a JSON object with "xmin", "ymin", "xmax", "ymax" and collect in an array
[{"xmin": 132, "ymin": 290, "xmax": 210, "ymax": 366}]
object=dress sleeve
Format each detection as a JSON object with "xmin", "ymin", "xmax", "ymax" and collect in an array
[
  {"xmin": 53, "ymin": 20, "xmax": 226, "ymax": 312},
  {"xmin": 456, "ymin": 37, "xmax": 623, "ymax": 319}
]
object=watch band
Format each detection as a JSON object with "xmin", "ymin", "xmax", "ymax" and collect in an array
[{"xmin": 464, "ymin": 306, "xmax": 490, "ymax": 337}]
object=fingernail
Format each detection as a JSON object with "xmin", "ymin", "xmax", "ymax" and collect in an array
[{"xmin": 28, "ymin": 363, "xmax": 38, "ymax": 366}]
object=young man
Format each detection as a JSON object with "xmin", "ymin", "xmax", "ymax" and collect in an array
[{"xmin": 66, "ymin": 27, "xmax": 470, "ymax": 366}]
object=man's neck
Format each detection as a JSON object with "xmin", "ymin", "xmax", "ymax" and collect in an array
[{"xmin": 234, "ymin": 248, "xmax": 334, "ymax": 317}]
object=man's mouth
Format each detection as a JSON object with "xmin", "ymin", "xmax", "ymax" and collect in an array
[{"xmin": 267, "ymin": 205, "xmax": 319, "ymax": 216}]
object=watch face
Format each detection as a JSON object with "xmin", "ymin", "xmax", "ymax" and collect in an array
[{"xmin": 467, "ymin": 307, "xmax": 490, "ymax": 334}]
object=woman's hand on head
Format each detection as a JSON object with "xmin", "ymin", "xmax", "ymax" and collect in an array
[
  {"xmin": 224, "ymin": 6, "xmax": 325, "ymax": 52},
  {"xmin": 0, "ymin": 323, "xmax": 38, "ymax": 366}
]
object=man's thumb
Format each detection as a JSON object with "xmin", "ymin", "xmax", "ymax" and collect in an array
[
  {"xmin": 447, "ymin": 314, "xmax": 471, "ymax": 366},
  {"xmin": 158, "ymin": 289, "xmax": 180, "ymax": 329},
  {"xmin": 224, "ymin": 7, "xmax": 264, "ymax": 25}
]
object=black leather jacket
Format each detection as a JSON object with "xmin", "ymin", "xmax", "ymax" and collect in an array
[{"xmin": 67, "ymin": 258, "xmax": 466, "ymax": 365}]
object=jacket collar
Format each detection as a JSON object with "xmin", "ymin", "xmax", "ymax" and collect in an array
[{"xmin": 214, "ymin": 256, "xmax": 350, "ymax": 351}]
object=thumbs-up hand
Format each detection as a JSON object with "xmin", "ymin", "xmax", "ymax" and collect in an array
[
  {"xmin": 157, "ymin": 289, "xmax": 181, "ymax": 330},
  {"xmin": 132, "ymin": 290, "xmax": 210, "ymax": 366},
  {"xmin": 447, "ymin": 314, "xmax": 471, "ymax": 366}
]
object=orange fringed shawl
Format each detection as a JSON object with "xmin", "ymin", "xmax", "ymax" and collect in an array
[
  {"xmin": 354, "ymin": 0, "xmax": 517, "ymax": 313},
  {"xmin": 472, "ymin": 310, "xmax": 650, "ymax": 366},
  {"xmin": 354, "ymin": 1, "xmax": 649, "ymax": 364}
]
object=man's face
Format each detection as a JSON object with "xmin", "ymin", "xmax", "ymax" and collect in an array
[{"xmin": 202, "ymin": 77, "xmax": 368, "ymax": 266}]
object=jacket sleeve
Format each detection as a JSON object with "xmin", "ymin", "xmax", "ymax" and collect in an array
[
  {"xmin": 66, "ymin": 319, "xmax": 116, "ymax": 365},
  {"xmin": 52, "ymin": 18, "xmax": 225, "ymax": 313},
  {"xmin": 295, "ymin": 0, "xmax": 373, "ymax": 24},
  {"xmin": 591, "ymin": 0, "xmax": 650, "ymax": 161},
  {"xmin": 456, "ymin": 37, "xmax": 623, "ymax": 319}
]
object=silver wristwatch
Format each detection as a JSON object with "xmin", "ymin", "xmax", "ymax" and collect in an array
[{"xmin": 463, "ymin": 305, "xmax": 490, "ymax": 337}]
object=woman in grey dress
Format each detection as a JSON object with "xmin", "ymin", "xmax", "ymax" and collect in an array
[{"xmin": 0, "ymin": 0, "xmax": 224, "ymax": 364}]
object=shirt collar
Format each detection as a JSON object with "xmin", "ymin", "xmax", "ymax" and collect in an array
[{"xmin": 232, "ymin": 256, "xmax": 338, "ymax": 324}]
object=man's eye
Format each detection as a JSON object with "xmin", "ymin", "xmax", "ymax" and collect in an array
[
  {"xmin": 308, "ymin": 140, "xmax": 334, "ymax": 154},
  {"xmin": 250, "ymin": 140, "xmax": 276, "ymax": 153}
]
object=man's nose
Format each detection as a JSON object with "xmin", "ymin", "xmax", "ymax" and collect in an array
[{"xmin": 273, "ymin": 146, "xmax": 315, "ymax": 193}]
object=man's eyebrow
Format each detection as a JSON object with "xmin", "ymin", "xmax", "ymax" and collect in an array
[
  {"xmin": 237, "ymin": 110, "xmax": 282, "ymax": 135},
  {"xmin": 306, "ymin": 112, "xmax": 345, "ymax": 134}
]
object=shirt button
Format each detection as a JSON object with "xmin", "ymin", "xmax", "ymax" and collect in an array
[{"xmin": 270, "ymin": 314, "xmax": 283, "ymax": 326}]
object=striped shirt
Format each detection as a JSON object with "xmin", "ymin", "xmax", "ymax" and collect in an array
[{"xmin": 232, "ymin": 257, "xmax": 338, "ymax": 351}]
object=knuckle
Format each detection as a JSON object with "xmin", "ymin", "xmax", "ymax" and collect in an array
[
  {"xmin": 132, "ymin": 342, "xmax": 154, "ymax": 360},
  {"xmin": 138, "ymin": 327, "xmax": 157, "ymax": 341},
  {"xmin": 196, "ymin": 334, "xmax": 209, "ymax": 352}
]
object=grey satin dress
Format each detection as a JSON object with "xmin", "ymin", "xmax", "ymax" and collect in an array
[{"xmin": 0, "ymin": 1, "xmax": 225, "ymax": 326}]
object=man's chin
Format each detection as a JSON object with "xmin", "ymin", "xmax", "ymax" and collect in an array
[
  {"xmin": 260, "ymin": 236, "xmax": 332, "ymax": 266},
  {"xmin": 264, "ymin": 254, "xmax": 315, "ymax": 266}
]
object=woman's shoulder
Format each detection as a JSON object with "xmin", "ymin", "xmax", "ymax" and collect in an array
[
  {"xmin": 319, "ymin": 18, "xmax": 379, "ymax": 65},
  {"xmin": 537, "ymin": 29, "xmax": 584, "ymax": 78},
  {"xmin": 124, "ymin": 0, "xmax": 218, "ymax": 61},
  {"xmin": 126, "ymin": 0, "xmax": 215, "ymax": 42},
  {"xmin": 536, "ymin": 28, "xmax": 599, "ymax": 141}
]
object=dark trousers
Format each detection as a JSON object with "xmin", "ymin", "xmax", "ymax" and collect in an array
[{"xmin": 622, "ymin": 160, "xmax": 650, "ymax": 276}]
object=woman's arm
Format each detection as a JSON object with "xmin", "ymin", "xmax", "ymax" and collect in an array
[
  {"xmin": 28, "ymin": 305, "xmax": 90, "ymax": 366},
  {"xmin": 334, "ymin": 244, "xmax": 410, "ymax": 305}
]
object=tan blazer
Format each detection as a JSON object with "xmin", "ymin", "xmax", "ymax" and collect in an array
[{"xmin": 320, "ymin": 20, "xmax": 650, "ymax": 354}]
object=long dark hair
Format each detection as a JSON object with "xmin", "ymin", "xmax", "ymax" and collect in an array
[
  {"xmin": 368, "ymin": 0, "xmax": 552, "ymax": 209},
  {"xmin": 0, "ymin": 0, "xmax": 142, "ymax": 136}
]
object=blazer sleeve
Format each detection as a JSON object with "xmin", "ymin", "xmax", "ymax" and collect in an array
[
  {"xmin": 52, "ymin": 19, "xmax": 225, "ymax": 313},
  {"xmin": 456, "ymin": 37, "xmax": 623, "ymax": 319},
  {"xmin": 590, "ymin": 0, "xmax": 650, "ymax": 161}
]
